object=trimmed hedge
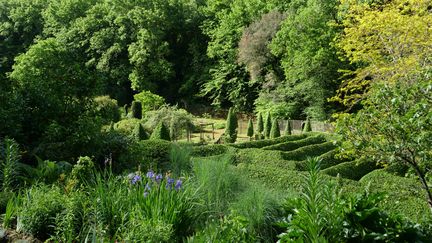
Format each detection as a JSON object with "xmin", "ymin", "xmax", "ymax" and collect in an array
[
  {"xmin": 191, "ymin": 144, "xmax": 230, "ymax": 157},
  {"xmin": 234, "ymin": 148, "xmax": 295, "ymax": 170},
  {"xmin": 262, "ymin": 135, "xmax": 325, "ymax": 152},
  {"xmin": 295, "ymin": 150, "xmax": 349, "ymax": 171},
  {"xmin": 383, "ymin": 163, "xmax": 409, "ymax": 176},
  {"xmin": 322, "ymin": 159, "xmax": 381, "ymax": 180},
  {"xmin": 281, "ymin": 141, "xmax": 336, "ymax": 161},
  {"xmin": 229, "ymin": 134, "xmax": 307, "ymax": 149},
  {"xmin": 119, "ymin": 139, "xmax": 172, "ymax": 171}
]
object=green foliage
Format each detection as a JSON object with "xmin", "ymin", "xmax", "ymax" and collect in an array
[
  {"xmin": 18, "ymin": 185, "xmax": 66, "ymax": 240},
  {"xmin": 133, "ymin": 90, "xmax": 166, "ymax": 114},
  {"xmin": 246, "ymin": 118, "xmax": 254, "ymax": 138},
  {"xmin": 169, "ymin": 143, "xmax": 192, "ymax": 177},
  {"xmin": 70, "ymin": 156, "xmax": 95, "ymax": 187},
  {"xmin": 150, "ymin": 121, "xmax": 171, "ymax": 141},
  {"xmin": 284, "ymin": 120, "xmax": 291, "ymax": 136},
  {"xmin": 230, "ymin": 134, "xmax": 307, "ymax": 149},
  {"xmin": 114, "ymin": 118, "xmax": 143, "ymax": 137},
  {"xmin": 282, "ymin": 142, "xmax": 336, "ymax": 161},
  {"xmin": 122, "ymin": 218, "xmax": 173, "ymax": 242},
  {"xmin": 32, "ymin": 158, "xmax": 72, "ymax": 184},
  {"xmin": 303, "ymin": 117, "xmax": 312, "ymax": 133},
  {"xmin": 270, "ymin": 119, "xmax": 280, "ymax": 139},
  {"xmin": 121, "ymin": 139, "xmax": 172, "ymax": 171},
  {"xmin": 0, "ymin": 138, "xmax": 21, "ymax": 191},
  {"xmin": 94, "ymin": 95, "xmax": 120, "ymax": 123},
  {"xmin": 130, "ymin": 101, "xmax": 142, "ymax": 119},
  {"xmin": 0, "ymin": 190, "xmax": 14, "ymax": 214},
  {"xmin": 224, "ymin": 108, "xmax": 238, "ymax": 143},
  {"xmin": 322, "ymin": 159, "xmax": 381, "ymax": 180},
  {"xmin": 191, "ymin": 144, "xmax": 230, "ymax": 157},
  {"xmin": 262, "ymin": 135, "xmax": 326, "ymax": 151},
  {"xmin": 133, "ymin": 123, "xmax": 148, "ymax": 141},
  {"xmin": 264, "ymin": 112, "xmax": 272, "ymax": 139},
  {"xmin": 256, "ymin": 113, "xmax": 264, "ymax": 138},
  {"xmin": 2, "ymin": 193, "xmax": 18, "ymax": 229}
]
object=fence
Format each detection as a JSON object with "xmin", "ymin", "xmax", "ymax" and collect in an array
[{"xmin": 237, "ymin": 119, "xmax": 334, "ymax": 134}]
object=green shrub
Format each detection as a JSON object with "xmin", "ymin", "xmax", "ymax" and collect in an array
[
  {"xmin": 322, "ymin": 159, "xmax": 382, "ymax": 180},
  {"xmin": 270, "ymin": 119, "xmax": 280, "ymax": 139},
  {"xmin": 123, "ymin": 218, "xmax": 173, "ymax": 242},
  {"xmin": 0, "ymin": 138, "xmax": 21, "ymax": 191},
  {"xmin": 121, "ymin": 139, "xmax": 172, "ymax": 171},
  {"xmin": 0, "ymin": 190, "xmax": 14, "ymax": 214},
  {"xmin": 383, "ymin": 163, "xmax": 410, "ymax": 176},
  {"xmin": 70, "ymin": 156, "xmax": 95, "ymax": 187},
  {"xmin": 284, "ymin": 120, "xmax": 292, "ymax": 136},
  {"xmin": 229, "ymin": 134, "xmax": 307, "ymax": 149},
  {"xmin": 94, "ymin": 95, "xmax": 120, "ymax": 123},
  {"xmin": 150, "ymin": 121, "xmax": 171, "ymax": 141},
  {"xmin": 53, "ymin": 191, "xmax": 86, "ymax": 242},
  {"xmin": 256, "ymin": 113, "xmax": 264, "ymax": 139},
  {"xmin": 133, "ymin": 90, "xmax": 165, "ymax": 114},
  {"xmin": 262, "ymin": 135, "xmax": 325, "ymax": 151},
  {"xmin": 234, "ymin": 148, "xmax": 295, "ymax": 170},
  {"xmin": 281, "ymin": 142, "xmax": 336, "ymax": 161},
  {"xmin": 133, "ymin": 122, "xmax": 148, "ymax": 141},
  {"xmin": 303, "ymin": 117, "xmax": 312, "ymax": 132},
  {"xmin": 224, "ymin": 108, "xmax": 238, "ymax": 143},
  {"xmin": 18, "ymin": 185, "xmax": 66, "ymax": 240},
  {"xmin": 131, "ymin": 101, "xmax": 142, "ymax": 119},
  {"xmin": 295, "ymin": 149, "xmax": 349, "ymax": 171},
  {"xmin": 169, "ymin": 143, "xmax": 192, "ymax": 177},
  {"xmin": 191, "ymin": 144, "xmax": 229, "ymax": 157},
  {"xmin": 264, "ymin": 112, "xmax": 272, "ymax": 139},
  {"xmin": 114, "ymin": 118, "xmax": 144, "ymax": 137},
  {"xmin": 247, "ymin": 118, "xmax": 254, "ymax": 139}
]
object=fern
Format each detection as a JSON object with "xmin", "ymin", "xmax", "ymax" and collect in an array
[{"xmin": 0, "ymin": 138, "xmax": 21, "ymax": 191}]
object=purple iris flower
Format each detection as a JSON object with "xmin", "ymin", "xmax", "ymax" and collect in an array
[
  {"xmin": 166, "ymin": 178, "xmax": 175, "ymax": 189},
  {"xmin": 146, "ymin": 170, "xmax": 155, "ymax": 179},
  {"xmin": 127, "ymin": 173, "xmax": 135, "ymax": 181},
  {"xmin": 175, "ymin": 179, "xmax": 182, "ymax": 191},
  {"xmin": 132, "ymin": 175, "xmax": 142, "ymax": 185},
  {"xmin": 155, "ymin": 174, "xmax": 163, "ymax": 183}
]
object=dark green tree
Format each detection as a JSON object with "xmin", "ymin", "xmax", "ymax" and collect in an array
[
  {"xmin": 247, "ymin": 118, "xmax": 254, "ymax": 140},
  {"xmin": 224, "ymin": 108, "xmax": 238, "ymax": 143},
  {"xmin": 270, "ymin": 119, "xmax": 280, "ymax": 139},
  {"xmin": 284, "ymin": 120, "xmax": 292, "ymax": 136},
  {"xmin": 256, "ymin": 113, "xmax": 264, "ymax": 139},
  {"xmin": 133, "ymin": 123, "xmax": 147, "ymax": 141},
  {"xmin": 131, "ymin": 101, "xmax": 142, "ymax": 119},
  {"xmin": 150, "ymin": 121, "xmax": 170, "ymax": 141},
  {"xmin": 303, "ymin": 117, "xmax": 312, "ymax": 133},
  {"xmin": 264, "ymin": 112, "xmax": 272, "ymax": 139}
]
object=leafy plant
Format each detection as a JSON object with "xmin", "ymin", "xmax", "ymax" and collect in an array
[
  {"xmin": 284, "ymin": 120, "xmax": 292, "ymax": 136},
  {"xmin": 264, "ymin": 112, "xmax": 272, "ymax": 139},
  {"xmin": 270, "ymin": 119, "xmax": 281, "ymax": 139},
  {"xmin": 246, "ymin": 118, "xmax": 254, "ymax": 140},
  {"xmin": 130, "ymin": 101, "xmax": 142, "ymax": 119},
  {"xmin": 303, "ymin": 117, "xmax": 312, "ymax": 133},
  {"xmin": 150, "ymin": 121, "xmax": 171, "ymax": 141},
  {"xmin": 133, "ymin": 90, "xmax": 165, "ymax": 114},
  {"xmin": 0, "ymin": 138, "xmax": 22, "ymax": 191},
  {"xmin": 256, "ymin": 113, "xmax": 264, "ymax": 139},
  {"xmin": 224, "ymin": 107, "xmax": 238, "ymax": 143}
]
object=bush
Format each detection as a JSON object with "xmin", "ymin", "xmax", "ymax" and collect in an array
[
  {"xmin": 114, "ymin": 118, "xmax": 144, "ymax": 137},
  {"xmin": 69, "ymin": 156, "xmax": 95, "ymax": 187},
  {"xmin": 270, "ymin": 119, "xmax": 280, "ymax": 139},
  {"xmin": 295, "ymin": 149, "xmax": 349, "ymax": 171},
  {"xmin": 123, "ymin": 218, "xmax": 173, "ymax": 242},
  {"xmin": 234, "ymin": 148, "xmax": 295, "ymax": 170},
  {"xmin": 133, "ymin": 123, "xmax": 148, "ymax": 141},
  {"xmin": 281, "ymin": 142, "xmax": 336, "ymax": 161},
  {"xmin": 191, "ymin": 144, "xmax": 230, "ymax": 157},
  {"xmin": 133, "ymin": 90, "xmax": 165, "ymax": 114},
  {"xmin": 229, "ymin": 134, "xmax": 307, "ymax": 149},
  {"xmin": 120, "ymin": 139, "xmax": 172, "ymax": 171},
  {"xmin": 18, "ymin": 185, "xmax": 66, "ymax": 240},
  {"xmin": 256, "ymin": 113, "xmax": 264, "ymax": 139},
  {"xmin": 284, "ymin": 120, "xmax": 292, "ymax": 136},
  {"xmin": 262, "ymin": 135, "xmax": 325, "ymax": 151},
  {"xmin": 247, "ymin": 118, "xmax": 254, "ymax": 139},
  {"xmin": 264, "ymin": 112, "xmax": 272, "ymax": 139},
  {"xmin": 303, "ymin": 117, "xmax": 312, "ymax": 132},
  {"xmin": 131, "ymin": 101, "xmax": 142, "ymax": 119},
  {"xmin": 150, "ymin": 121, "xmax": 171, "ymax": 141},
  {"xmin": 224, "ymin": 108, "xmax": 238, "ymax": 143},
  {"xmin": 322, "ymin": 159, "xmax": 381, "ymax": 180},
  {"xmin": 94, "ymin": 96, "xmax": 120, "ymax": 123}
]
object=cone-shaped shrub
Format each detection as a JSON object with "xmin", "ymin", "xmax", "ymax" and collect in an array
[
  {"xmin": 303, "ymin": 117, "xmax": 312, "ymax": 133},
  {"xmin": 150, "ymin": 121, "xmax": 170, "ymax": 140},
  {"xmin": 284, "ymin": 120, "xmax": 292, "ymax": 136},
  {"xmin": 133, "ymin": 123, "xmax": 148, "ymax": 141},
  {"xmin": 264, "ymin": 112, "xmax": 272, "ymax": 139},
  {"xmin": 224, "ymin": 107, "xmax": 238, "ymax": 143},
  {"xmin": 247, "ymin": 118, "xmax": 254, "ymax": 140},
  {"xmin": 270, "ymin": 119, "xmax": 281, "ymax": 139},
  {"xmin": 131, "ymin": 101, "xmax": 142, "ymax": 119},
  {"xmin": 256, "ymin": 113, "xmax": 264, "ymax": 139}
]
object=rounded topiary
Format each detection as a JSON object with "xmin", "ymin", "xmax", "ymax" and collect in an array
[
  {"xmin": 246, "ymin": 118, "xmax": 254, "ymax": 140},
  {"xmin": 284, "ymin": 120, "xmax": 292, "ymax": 136},
  {"xmin": 256, "ymin": 113, "xmax": 264, "ymax": 139},
  {"xmin": 150, "ymin": 122, "xmax": 170, "ymax": 141},
  {"xmin": 133, "ymin": 123, "xmax": 148, "ymax": 141},
  {"xmin": 224, "ymin": 108, "xmax": 238, "ymax": 143},
  {"xmin": 131, "ymin": 101, "xmax": 142, "ymax": 119},
  {"xmin": 264, "ymin": 112, "xmax": 272, "ymax": 139},
  {"xmin": 303, "ymin": 117, "xmax": 312, "ymax": 133},
  {"xmin": 270, "ymin": 119, "xmax": 281, "ymax": 139}
]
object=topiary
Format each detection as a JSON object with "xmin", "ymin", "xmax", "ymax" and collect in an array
[
  {"xmin": 264, "ymin": 112, "xmax": 272, "ymax": 139},
  {"xmin": 94, "ymin": 96, "xmax": 120, "ymax": 123},
  {"xmin": 246, "ymin": 118, "xmax": 254, "ymax": 140},
  {"xmin": 284, "ymin": 120, "xmax": 292, "ymax": 136},
  {"xmin": 270, "ymin": 119, "xmax": 280, "ymax": 139},
  {"xmin": 303, "ymin": 117, "xmax": 312, "ymax": 133},
  {"xmin": 150, "ymin": 122, "xmax": 170, "ymax": 141},
  {"xmin": 224, "ymin": 108, "xmax": 238, "ymax": 143},
  {"xmin": 133, "ymin": 123, "xmax": 148, "ymax": 141},
  {"xmin": 131, "ymin": 101, "xmax": 142, "ymax": 119},
  {"xmin": 256, "ymin": 113, "xmax": 264, "ymax": 139}
]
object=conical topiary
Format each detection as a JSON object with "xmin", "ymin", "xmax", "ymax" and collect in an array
[
  {"xmin": 284, "ymin": 120, "xmax": 292, "ymax": 136},
  {"xmin": 224, "ymin": 107, "xmax": 238, "ymax": 143},
  {"xmin": 303, "ymin": 117, "xmax": 312, "ymax": 133},
  {"xmin": 264, "ymin": 112, "xmax": 272, "ymax": 139},
  {"xmin": 256, "ymin": 113, "xmax": 264, "ymax": 140},
  {"xmin": 270, "ymin": 119, "xmax": 280, "ymax": 139},
  {"xmin": 133, "ymin": 123, "xmax": 147, "ymax": 141},
  {"xmin": 131, "ymin": 101, "xmax": 142, "ymax": 119},
  {"xmin": 150, "ymin": 121, "xmax": 170, "ymax": 140},
  {"xmin": 246, "ymin": 118, "xmax": 254, "ymax": 140}
]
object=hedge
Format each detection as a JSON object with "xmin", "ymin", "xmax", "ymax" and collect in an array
[
  {"xmin": 119, "ymin": 139, "xmax": 172, "ymax": 171},
  {"xmin": 234, "ymin": 148, "xmax": 296, "ymax": 170},
  {"xmin": 262, "ymin": 135, "xmax": 325, "ymax": 152},
  {"xmin": 295, "ymin": 150, "xmax": 350, "ymax": 171},
  {"xmin": 229, "ymin": 134, "xmax": 307, "ymax": 149},
  {"xmin": 322, "ymin": 159, "xmax": 381, "ymax": 180},
  {"xmin": 281, "ymin": 141, "xmax": 336, "ymax": 161},
  {"xmin": 191, "ymin": 144, "xmax": 230, "ymax": 157}
]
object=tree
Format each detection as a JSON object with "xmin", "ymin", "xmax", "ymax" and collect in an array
[
  {"xmin": 284, "ymin": 120, "xmax": 292, "ymax": 136},
  {"xmin": 246, "ymin": 118, "xmax": 254, "ymax": 140},
  {"xmin": 256, "ymin": 112, "xmax": 264, "ymax": 139},
  {"xmin": 150, "ymin": 122, "xmax": 170, "ymax": 141},
  {"xmin": 131, "ymin": 101, "xmax": 142, "ymax": 119},
  {"xmin": 224, "ymin": 108, "xmax": 238, "ymax": 143},
  {"xmin": 303, "ymin": 117, "xmax": 312, "ymax": 133},
  {"xmin": 270, "ymin": 119, "xmax": 280, "ymax": 139},
  {"xmin": 133, "ymin": 123, "xmax": 147, "ymax": 141},
  {"xmin": 264, "ymin": 112, "xmax": 272, "ymax": 139},
  {"xmin": 133, "ymin": 90, "xmax": 165, "ymax": 114}
]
